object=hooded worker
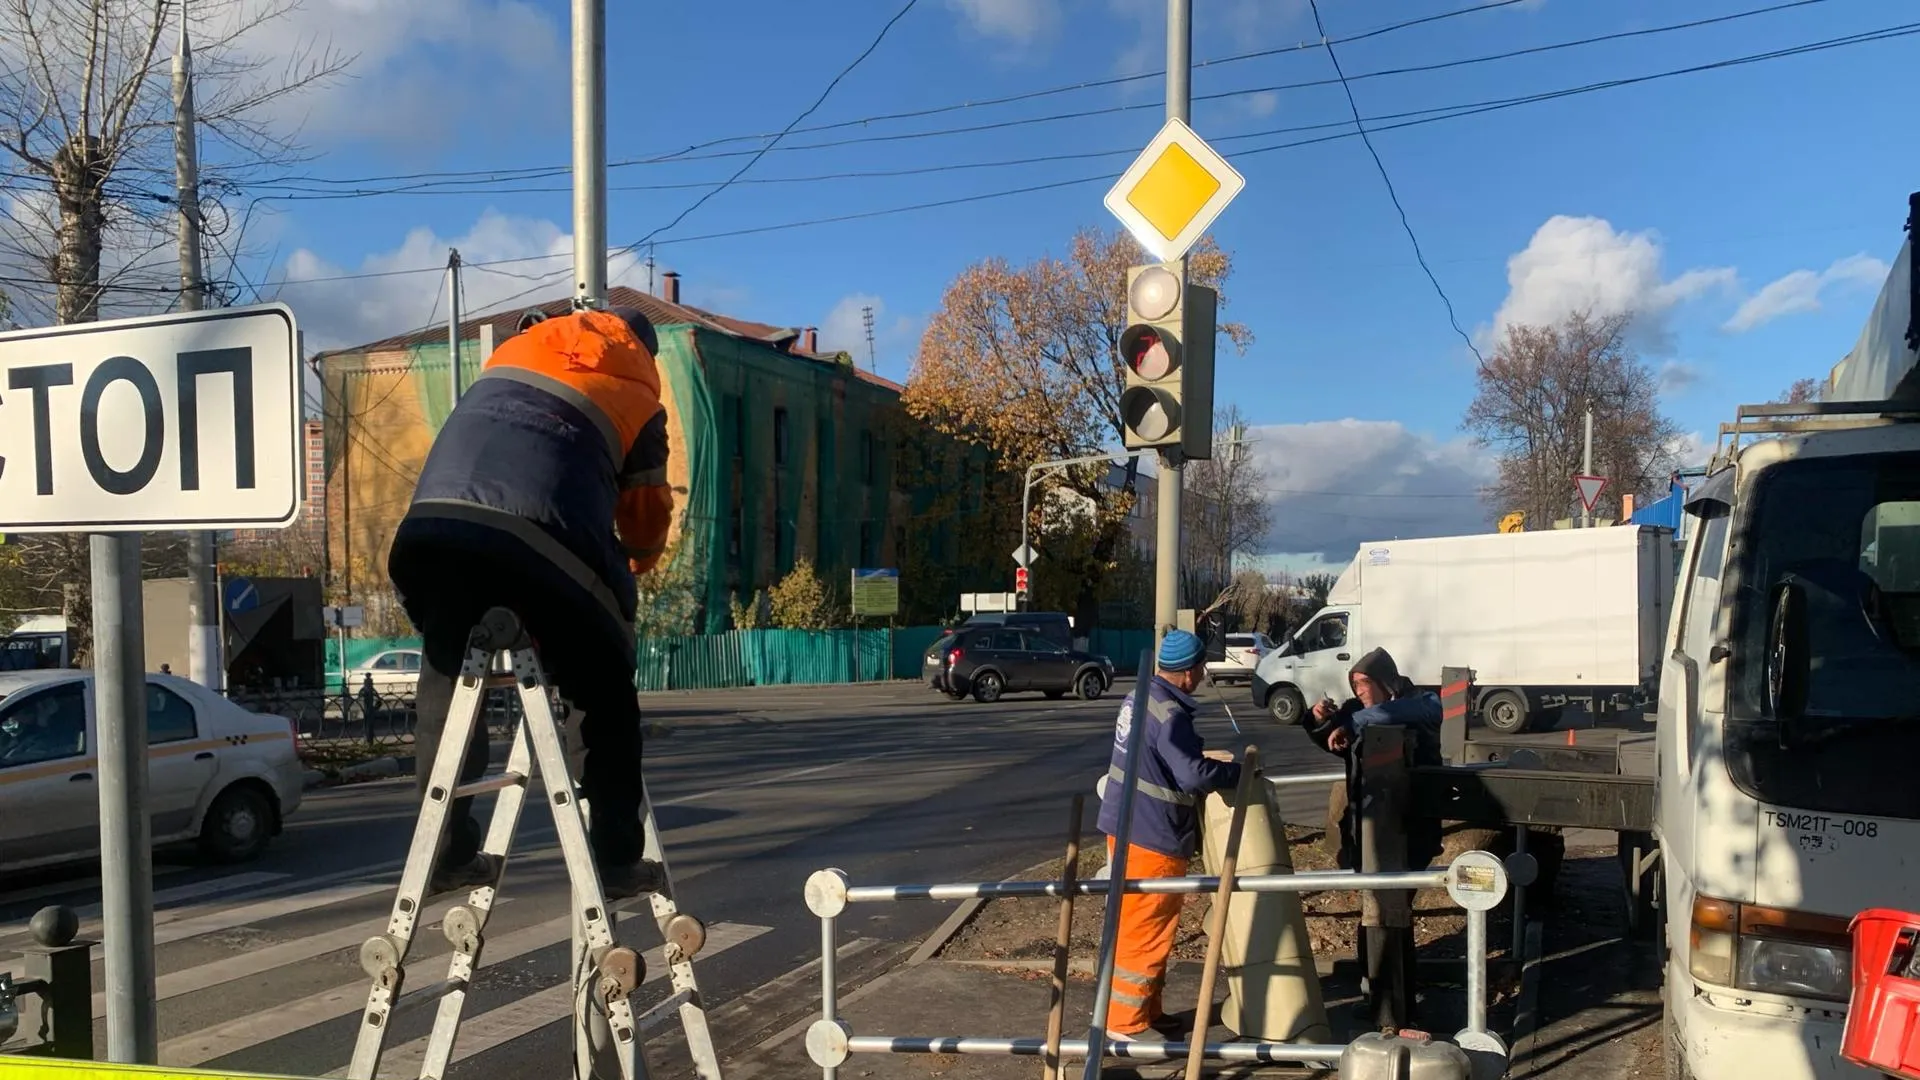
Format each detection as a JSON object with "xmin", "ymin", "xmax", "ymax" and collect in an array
[
  {"xmin": 1305, "ymin": 647, "xmax": 1443, "ymax": 869},
  {"xmin": 386, "ymin": 305, "xmax": 673, "ymax": 900},
  {"xmin": 1094, "ymin": 629, "xmax": 1242, "ymax": 1043}
]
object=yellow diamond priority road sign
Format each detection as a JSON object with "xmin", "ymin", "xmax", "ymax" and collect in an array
[{"xmin": 1103, "ymin": 118, "xmax": 1245, "ymax": 262}]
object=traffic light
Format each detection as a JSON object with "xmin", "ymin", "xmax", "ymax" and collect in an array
[
  {"xmin": 1118, "ymin": 260, "xmax": 1217, "ymax": 458},
  {"xmin": 1015, "ymin": 566, "xmax": 1030, "ymax": 597}
]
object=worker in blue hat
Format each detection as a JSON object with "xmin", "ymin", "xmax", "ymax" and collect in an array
[{"xmin": 1094, "ymin": 628, "xmax": 1243, "ymax": 1043}]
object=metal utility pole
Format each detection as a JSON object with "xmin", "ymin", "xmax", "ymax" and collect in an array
[
  {"xmin": 1151, "ymin": 0, "xmax": 1191, "ymax": 650},
  {"xmin": 570, "ymin": 2, "xmax": 611, "ymax": 1075},
  {"xmin": 1581, "ymin": 406, "xmax": 1594, "ymax": 528},
  {"xmin": 175, "ymin": 10, "xmax": 221, "ymax": 694},
  {"xmin": 572, "ymin": 0, "xmax": 607, "ymax": 308},
  {"xmin": 94, "ymin": 535, "xmax": 157, "ymax": 1063},
  {"xmin": 446, "ymin": 248, "xmax": 464, "ymax": 403}
]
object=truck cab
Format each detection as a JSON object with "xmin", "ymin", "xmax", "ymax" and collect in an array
[
  {"xmin": 1252, "ymin": 608, "xmax": 1356, "ymax": 724},
  {"xmin": 1659, "ymin": 196, "xmax": 1920, "ymax": 1080}
]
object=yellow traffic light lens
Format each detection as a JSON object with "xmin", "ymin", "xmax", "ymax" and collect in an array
[{"xmin": 1129, "ymin": 266, "xmax": 1181, "ymax": 321}]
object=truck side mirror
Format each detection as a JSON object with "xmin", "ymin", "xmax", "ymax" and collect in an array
[{"xmin": 1766, "ymin": 580, "xmax": 1809, "ymax": 727}]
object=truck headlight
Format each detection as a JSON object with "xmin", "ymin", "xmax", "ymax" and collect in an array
[
  {"xmin": 1689, "ymin": 894, "xmax": 1852, "ymax": 1002},
  {"xmin": 1738, "ymin": 938, "xmax": 1851, "ymax": 1001}
]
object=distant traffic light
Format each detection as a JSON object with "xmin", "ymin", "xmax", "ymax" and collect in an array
[
  {"xmin": 1015, "ymin": 566, "xmax": 1030, "ymax": 597},
  {"xmin": 1118, "ymin": 260, "xmax": 1216, "ymax": 458}
]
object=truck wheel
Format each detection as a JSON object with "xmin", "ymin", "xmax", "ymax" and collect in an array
[
  {"xmin": 1268, "ymin": 687, "xmax": 1306, "ymax": 726},
  {"xmin": 1480, "ymin": 689, "xmax": 1531, "ymax": 734}
]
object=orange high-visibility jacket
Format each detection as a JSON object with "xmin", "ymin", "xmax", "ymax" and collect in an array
[{"xmin": 397, "ymin": 309, "xmax": 673, "ymax": 630}]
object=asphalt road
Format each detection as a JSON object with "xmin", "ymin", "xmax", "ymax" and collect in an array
[{"xmin": 0, "ymin": 676, "xmax": 1336, "ymax": 1079}]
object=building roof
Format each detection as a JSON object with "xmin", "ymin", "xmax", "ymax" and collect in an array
[{"xmin": 318, "ymin": 285, "xmax": 906, "ymax": 394}]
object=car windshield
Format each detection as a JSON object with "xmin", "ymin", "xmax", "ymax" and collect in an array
[
  {"xmin": 1723, "ymin": 450, "xmax": 1920, "ymax": 819},
  {"xmin": 928, "ymin": 633, "xmax": 955, "ymax": 655}
]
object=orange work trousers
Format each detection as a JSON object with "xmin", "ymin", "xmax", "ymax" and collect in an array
[{"xmin": 1104, "ymin": 837, "xmax": 1189, "ymax": 1035}]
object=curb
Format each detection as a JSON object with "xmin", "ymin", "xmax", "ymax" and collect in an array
[{"xmin": 908, "ymin": 851, "xmax": 1082, "ymax": 966}]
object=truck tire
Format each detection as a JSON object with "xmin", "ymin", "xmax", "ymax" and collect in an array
[
  {"xmin": 1269, "ymin": 687, "xmax": 1306, "ymax": 726},
  {"xmin": 1480, "ymin": 689, "xmax": 1531, "ymax": 734}
]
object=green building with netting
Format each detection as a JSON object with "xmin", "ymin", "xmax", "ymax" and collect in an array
[{"xmin": 316, "ymin": 279, "xmax": 1005, "ymax": 636}]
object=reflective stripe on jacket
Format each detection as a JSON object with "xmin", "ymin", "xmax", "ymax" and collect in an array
[
  {"xmin": 398, "ymin": 310, "xmax": 674, "ymax": 632},
  {"xmin": 1095, "ymin": 675, "xmax": 1241, "ymax": 859}
]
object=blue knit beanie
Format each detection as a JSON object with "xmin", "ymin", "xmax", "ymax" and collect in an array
[{"xmin": 1158, "ymin": 629, "xmax": 1204, "ymax": 672}]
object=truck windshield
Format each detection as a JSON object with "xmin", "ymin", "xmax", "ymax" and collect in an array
[{"xmin": 1724, "ymin": 451, "xmax": 1920, "ymax": 818}]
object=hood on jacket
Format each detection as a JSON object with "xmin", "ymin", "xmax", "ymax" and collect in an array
[
  {"xmin": 1349, "ymin": 647, "xmax": 1416, "ymax": 700},
  {"xmin": 491, "ymin": 308, "xmax": 660, "ymax": 389}
]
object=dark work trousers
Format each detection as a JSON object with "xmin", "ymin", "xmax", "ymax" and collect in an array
[{"xmin": 392, "ymin": 520, "xmax": 646, "ymax": 872}]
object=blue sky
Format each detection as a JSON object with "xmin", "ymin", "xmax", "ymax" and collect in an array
[{"xmin": 217, "ymin": 0, "xmax": 1919, "ymax": 567}]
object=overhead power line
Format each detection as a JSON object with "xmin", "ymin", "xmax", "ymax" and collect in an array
[
  {"xmin": 630, "ymin": 0, "xmax": 923, "ymax": 248},
  {"xmin": 247, "ymin": 0, "xmax": 1837, "ymax": 199},
  {"xmin": 1308, "ymin": 0, "xmax": 1484, "ymax": 367},
  {"xmin": 253, "ymin": 19, "xmax": 1918, "ymax": 290}
]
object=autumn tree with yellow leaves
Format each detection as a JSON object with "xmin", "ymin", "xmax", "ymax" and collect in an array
[{"xmin": 902, "ymin": 227, "xmax": 1252, "ymax": 628}]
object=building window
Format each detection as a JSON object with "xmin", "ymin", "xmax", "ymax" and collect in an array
[
  {"xmin": 860, "ymin": 431, "xmax": 875, "ymax": 485},
  {"xmin": 728, "ymin": 394, "xmax": 744, "ymax": 460},
  {"xmin": 859, "ymin": 521, "xmax": 875, "ymax": 567},
  {"xmin": 773, "ymin": 407, "xmax": 789, "ymax": 467}
]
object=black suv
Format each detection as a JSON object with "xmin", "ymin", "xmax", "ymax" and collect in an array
[{"xmin": 925, "ymin": 626, "xmax": 1113, "ymax": 703}]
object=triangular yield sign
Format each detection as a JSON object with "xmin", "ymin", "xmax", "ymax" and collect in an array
[{"xmin": 1573, "ymin": 475, "xmax": 1609, "ymax": 513}]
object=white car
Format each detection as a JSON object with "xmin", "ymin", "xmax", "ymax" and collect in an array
[
  {"xmin": 344, "ymin": 649, "xmax": 422, "ymax": 698},
  {"xmin": 1205, "ymin": 632, "xmax": 1273, "ymax": 685},
  {"xmin": 0, "ymin": 670, "xmax": 306, "ymax": 874}
]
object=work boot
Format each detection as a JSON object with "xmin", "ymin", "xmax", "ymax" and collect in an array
[
  {"xmin": 428, "ymin": 853, "xmax": 499, "ymax": 896},
  {"xmin": 598, "ymin": 858, "xmax": 666, "ymax": 899}
]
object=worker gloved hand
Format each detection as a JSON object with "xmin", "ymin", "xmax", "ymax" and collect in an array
[{"xmin": 1202, "ymin": 749, "xmax": 1235, "ymax": 763}]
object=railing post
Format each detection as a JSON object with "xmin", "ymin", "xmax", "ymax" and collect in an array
[
  {"xmin": 1358, "ymin": 723, "xmax": 1416, "ymax": 1031},
  {"xmin": 18, "ymin": 906, "xmax": 95, "ymax": 1059}
]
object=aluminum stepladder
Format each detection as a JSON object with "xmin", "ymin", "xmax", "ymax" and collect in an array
[{"xmin": 347, "ymin": 606, "xmax": 723, "ymax": 1080}]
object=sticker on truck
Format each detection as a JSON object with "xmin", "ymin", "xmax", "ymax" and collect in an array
[{"xmin": 1764, "ymin": 807, "xmax": 1884, "ymax": 854}]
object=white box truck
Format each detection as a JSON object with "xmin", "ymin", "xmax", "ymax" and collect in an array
[{"xmin": 1250, "ymin": 525, "xmax": 1675, "ymax": 733}]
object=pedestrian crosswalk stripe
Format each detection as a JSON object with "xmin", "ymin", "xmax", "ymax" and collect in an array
[
  {"xmin": 349, "ymin": 921, "xmax": 774, "ymax": 1079},
  {"xmin": 0, "ymin": 872, "xmax": 290, "ymax": 954},
  {"xmin": 98, "ymin": 895, "xmax": 514, "ymax": 1020},
  {"xmin": 149, "ymin": 881, "xmax": 391, "ymax": 950}
]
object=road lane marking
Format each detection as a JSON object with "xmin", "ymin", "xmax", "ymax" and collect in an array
[
  {"xmin": 659, "ymin": 752, "xmax": 892, "ymax": 807},
  {"xmin": 352, "ymin": 922, "xmax": 774, "ymax": 1079},
  {"xmin": 148, "ymin": 881, "xmax": 393, "ymax": 949},
  {"xmin": 0, "ymin": 864, "xmax": 192, "ymax": 909}
]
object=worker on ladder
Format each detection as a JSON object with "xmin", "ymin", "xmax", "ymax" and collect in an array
[{"xmin": 387, "ymin": 305, "xmax": 674, "ymax": 900}]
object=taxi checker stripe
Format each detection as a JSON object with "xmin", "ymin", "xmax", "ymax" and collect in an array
[{"xmin": 0, "ymin": 731, "xmax": 289, "ymax": 787}]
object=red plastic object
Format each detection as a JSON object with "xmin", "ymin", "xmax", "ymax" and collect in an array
[{"xmin": 1842, "ymin": 908, "xmax": 1920, "ymax": 1078}]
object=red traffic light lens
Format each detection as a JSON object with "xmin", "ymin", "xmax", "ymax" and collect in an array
[{"xmin": 1120, "ymin": 324, "xmax": 1177, "ymax": 380}]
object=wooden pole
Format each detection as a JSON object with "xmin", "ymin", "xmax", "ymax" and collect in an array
[
  {"xmin": 1185, "ymin": 745, "xmax": 1259, "ymax": 1079},
  {"xmin": 1042, "ymin": 795, "xmax": 1085, "ymax": 1080}
]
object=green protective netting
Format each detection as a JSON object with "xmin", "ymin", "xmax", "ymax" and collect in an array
[
  {"xmin": 1089, "ymin": 628, "xmax": 1155, "ymax": 674},
  {"xmin": 632, "ymin": 628, "xmax": 916, "ymax": 691}
]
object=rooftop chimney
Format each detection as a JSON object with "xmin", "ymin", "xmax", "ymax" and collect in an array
[
  {"xmin": 661, "ymin": 271, "xmax": 681, "ymax": 305},
  {"xmin": 801, "ymin": 326, "xmax": 818, "ymax": 354}
]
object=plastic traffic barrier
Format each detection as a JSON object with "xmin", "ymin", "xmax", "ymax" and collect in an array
[
  {"xmin": 1843, "ymin": 908, "xmax": 1920, "ymax": 1079},
  {"xmin": 0, "ymin": 1060, "xmax": 314, "ymax": 1079}
]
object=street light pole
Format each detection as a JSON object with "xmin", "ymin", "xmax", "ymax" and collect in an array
[
  {"xmin": 1020, "ymin": 451, "xmax": 1145, "ymax": 612},
  {"xmin": 1151, "ymin": 0, "xmax": 1192, "ymax": 652}
]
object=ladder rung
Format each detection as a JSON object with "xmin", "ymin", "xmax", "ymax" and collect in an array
[
  {"xmin": 394, "ymin": 977, "xmax": 465, "ymax": 1014},
  {"xmin": 483, "ymin": 672, "xmax": 521, "ymax": 688},
  {"xmin": 454, "ymin": 772, "xmax": 527, "ymax": 799}
]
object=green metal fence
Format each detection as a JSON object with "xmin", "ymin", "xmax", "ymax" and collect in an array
[{"xmin": 323, "ymin": 625, "xmax": 1149, "ymax": 692}]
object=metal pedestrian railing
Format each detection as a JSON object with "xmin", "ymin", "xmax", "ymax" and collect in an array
[{"xmin": 800, "ymin": 850, "xmax": 1513, "ymax": 1079}]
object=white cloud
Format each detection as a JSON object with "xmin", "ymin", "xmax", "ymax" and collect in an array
[
  {"xmin": 273, "ymin": 209, "xmax": 652, "ymax": 349},
  {"xmin": 1243, "ymin": 90, "xmax": 1281, "ymax": 118},
  {"xmin": 947, "ymin": 0, "xmax": 1059, "ymax": 42},
  {"xmin": 1723, "ymin": 253, "xmax": 1890, "ymax": 333},
  {"xmin": 819, "ymin": 294, "xmax": 924, "ymax": 376},
  {"xmin": 1241, "ymin": 419, "xmax": 1496, "ymax": 562},
  {"xmin": 1490, "ymin": 215, "xmax": 1737, "ymax": 352},
  {"xmin": 1668, "ymin": 431, "xmax": 1713, "ymax": 470},
  {"xmin": 203, "ymin": 0, "xmax": 566, "ymax": 152}
]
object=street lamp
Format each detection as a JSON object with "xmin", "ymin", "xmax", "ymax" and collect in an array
[{"xmin": 1018, "ymin": 449, "xmax": 1146, "ymax": 612}]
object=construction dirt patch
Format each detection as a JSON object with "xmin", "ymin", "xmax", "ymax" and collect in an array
[{"xmin": 938, "ymin": 823, "xmax": 1536, "ymax": 967}]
